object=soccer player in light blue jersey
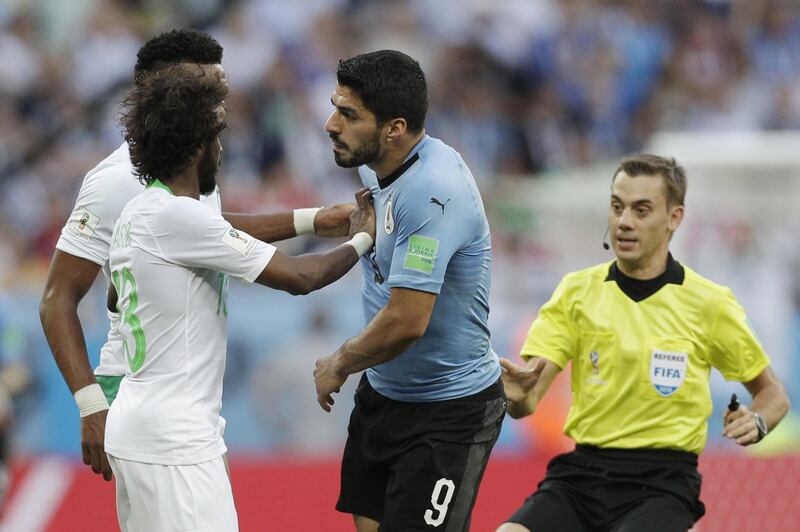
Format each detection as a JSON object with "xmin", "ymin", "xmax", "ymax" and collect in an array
[{"xmin": 314, "ymin": 50, "xmax": 505, "ymax": 532}]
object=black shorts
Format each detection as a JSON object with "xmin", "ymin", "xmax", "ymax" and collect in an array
[
  {"xmin": 336, "ymin": 374, "xmax": 506, "ymax": 531},
  {"xmin": 506, "ymin": 445, "xmax": 706, "ymax": 532}
]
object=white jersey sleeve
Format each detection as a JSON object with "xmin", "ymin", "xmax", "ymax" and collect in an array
[
  {"xmin": 149, "ymin": 195, "xmax": 275, "ymax": 283},
  {"xmin": 56, "ymin": 143, "xmax": 143, "ymax": 266}
]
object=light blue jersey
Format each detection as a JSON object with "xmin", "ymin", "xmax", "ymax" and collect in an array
[{"xmin": 359, "ymin": 135, "xmax": 500, "ymax": 401}]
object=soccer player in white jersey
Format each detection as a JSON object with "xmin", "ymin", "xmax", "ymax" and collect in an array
[
  {"xmin": 105, "ymin": 65, "xmax": 375, "ymax": 531},
  {"xmin": 39, "ymin": 29, "xmax": 353, "ymax": 483}
]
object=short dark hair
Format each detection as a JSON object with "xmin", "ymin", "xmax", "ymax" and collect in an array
[
  {"xmin": 134, "ymin": 29, "xmax": 223, "ymax": 83},
  {"xmin": 614, "ymin": 154, "xmax": 687, "ymax": 207},
  {"xmin": 336, "ymin": 50, "xmax": 427, "ymax": 133},
  {"xmin": 121, "ymin": 64, "xmax": 228, "ymax": 185}
]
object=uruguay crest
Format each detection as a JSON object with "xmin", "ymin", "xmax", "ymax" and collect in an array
[
  {"xmin": 650, "ymin": 350, "xmax": 688, "ymax": 397},
  {"xmin": 384, "ymin": 197, "xmax": 394, "ymax": 235}
]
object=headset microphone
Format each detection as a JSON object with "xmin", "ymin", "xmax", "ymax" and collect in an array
[{"xmin": 602, "ymin": 227, "xmax": 610, "ymax": 250}]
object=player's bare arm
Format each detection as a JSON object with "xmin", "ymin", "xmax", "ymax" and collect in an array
[
  {"xmin": 39, "ymin": 250, "xmax": 113, "ymax": 481},
  {"xmin": 314, "ymin": 286, "xmax": 436, "ymax": 412},
  {"xmin": 223, "ymin": 203, "xmax": 355, "ymax": 243},
  {"xmin": 501, "ymin": 357, "xmax": 560, "ymax": 419},
  {"xmin": 255, "ymin": 189, "xmax": 374, "ymax": 295},
  {"xmin": 723, "ymin": 366, "xmax": 790, "ymax": 446}
]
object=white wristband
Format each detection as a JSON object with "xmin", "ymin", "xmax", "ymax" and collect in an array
[
  {"xmin": 344, "ymin": 232, "xmax": 374, "ymax": 257},
  {"xmin": 293, "ymin": 207, "xmax": 321, "ymax": 236},
  {"xmin": 74, "ymin": 383, "xmax": 110, "ymax": 418}
]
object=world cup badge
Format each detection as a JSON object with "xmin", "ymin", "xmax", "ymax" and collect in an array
[{"xmin": 586, "ymin": 351, "xmax": 606, "ymax": 384}]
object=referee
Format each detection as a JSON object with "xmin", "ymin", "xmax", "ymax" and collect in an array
[{"xmin": 497, "ymin": 154, "xmax": 790, "ymax": 532}]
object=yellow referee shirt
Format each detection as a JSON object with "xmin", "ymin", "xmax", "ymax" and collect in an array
[{"xmin": 520, "ymin": 255, "xmax": 770, "ymax": 454}]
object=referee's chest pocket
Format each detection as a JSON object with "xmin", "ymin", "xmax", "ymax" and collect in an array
[
  {"xmin": 639, "ymin": 337, "xmax": 703, "ymax": 403},
  {"xmin": 574, "ymin": 332, "xmax": 616, "ymax": 402}
]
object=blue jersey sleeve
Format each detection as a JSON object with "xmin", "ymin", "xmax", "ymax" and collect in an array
[{"xmin": 387, "ymin": 186, "xmax": 470, "ymax": 294}]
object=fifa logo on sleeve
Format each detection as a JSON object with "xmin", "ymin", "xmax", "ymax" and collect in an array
[
  {"xmin": 69, "ymin": 207, "xmax": 100, "ymax": 241},
  {"xmin": 222, "ymin": 227, "xmax": 256, "ymax": 257},
  {"xmin": 78, "ymin": 212, "xmax": 90, "ymax": 231}
]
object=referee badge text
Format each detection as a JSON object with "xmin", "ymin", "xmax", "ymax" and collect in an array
[{"xmin": 650, "ymin": 350, "xmax": 687, "ymax": 397}]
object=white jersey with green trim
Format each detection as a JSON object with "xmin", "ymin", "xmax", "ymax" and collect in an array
[
  {"xmin": 55, "ymin": 142, "xmax": 222, "ymax": 378},
  {"xmin": 105, "ymin": 182, "xmax": 275, "ymax": 465}
]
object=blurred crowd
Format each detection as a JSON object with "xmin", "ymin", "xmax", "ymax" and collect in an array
[{"xmin": 1, "ymin": 0, "xmax": 800, "ymax": 281}]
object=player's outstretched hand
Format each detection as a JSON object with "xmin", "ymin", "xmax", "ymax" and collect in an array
[
  {"xmin": 722, "ymin": 404, "xmax": 760, "ymax": 446},
  {"xmin": 81, "ymin": 410, "xmax": 113, "ymax": 481},
  {"xmin": 314, "ymin": 203, "xmax": 356, "ymax": 237},
  {"xmin": 500, "ymin": 357, "xmax": 546, "ymax": 418},
  {"xmin": 314, "ymin": 355, "xmax": 347, "ymax": 413},
  {"xmin": 348, "ymin": 188, "xmax": 376, "ymax": 242}
]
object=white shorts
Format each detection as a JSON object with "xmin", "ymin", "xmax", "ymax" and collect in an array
[{"xmin": 108, "ymin": 455, "xmax": 238, "ymax": 532}]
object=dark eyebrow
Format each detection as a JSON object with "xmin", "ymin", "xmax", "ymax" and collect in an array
[
  {"xmin": 331, "ymin": 97, "xmax": 359, "ymax": 116},
  {"xmin": 610, "ymin": 195, "xmax": 655, "ymax": 207}
]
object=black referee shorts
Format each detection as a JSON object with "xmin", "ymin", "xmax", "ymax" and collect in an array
[
  {"xmin": 506, "ymin": 445, "xmax": 706, "ymax": 532},
  {"xmin": 336, "ymin": 374, "xmax": 506, "ymax": 531}
]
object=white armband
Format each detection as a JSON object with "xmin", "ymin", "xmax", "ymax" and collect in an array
[
  {"xmin": 74, "ymin": 383, "xmax": 110, "ymax": 417},
  {"xmin": 293, "ymin": 207, "xmax": 321, "ymax": 236},
  {"xmin": 344, "ymin": 232, "xmax": 374, "ymax": 257}
]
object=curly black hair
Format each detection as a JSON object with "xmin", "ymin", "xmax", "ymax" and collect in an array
[
  {"xmin": 337, "ymin": 50, "xmax": 427, "ymax": 133},
  {"xmin": 121, "ymin": 64, "xmax": 228, "ymax": 185},
  {"xmin": 134, "ymin": 29, "xmax": 223, "ymax": 84}
]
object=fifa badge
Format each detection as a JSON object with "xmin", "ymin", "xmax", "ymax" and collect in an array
[{"xmin": 650, "ymin": 350, "xmax": 687, "ymax": 397}]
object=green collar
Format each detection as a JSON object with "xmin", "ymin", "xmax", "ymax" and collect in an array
[{"xmin": 148, "ymin": 178, "xmax": 174, "ymax": 195}]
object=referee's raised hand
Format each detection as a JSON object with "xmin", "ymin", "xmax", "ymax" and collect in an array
[{"xmin": 500, "ymin": 357, "xmax": 547, "ymax": 418}]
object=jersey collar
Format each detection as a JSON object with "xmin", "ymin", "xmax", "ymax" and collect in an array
[
  {"xmin": 148, "ymin": 178, "xmax": 175, "ymax": 195},
  {"xmin": 605, "ymin": 253, "xmax": 685, "ymax": 302},
  {"xmin": 377, "ymin": 135, "xmax": 429, "ymax": 189}
]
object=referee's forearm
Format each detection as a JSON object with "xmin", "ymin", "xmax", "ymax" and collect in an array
[{"xmin": 752, "ymin": 381, "xmax": 790, "ymax": 432}]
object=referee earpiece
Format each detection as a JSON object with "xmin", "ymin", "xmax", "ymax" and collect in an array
[{"xmin": 602, "ymin": 227, "xmax": 610, "ymax": 250}]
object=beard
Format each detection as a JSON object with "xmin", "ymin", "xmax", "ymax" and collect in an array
[
  {"xmin": 198, "ymin": 147, "xmax": 219, "ymax": 195},
  {"xmin": 332, "ymin": 131, "xmax": 381, "ymax": 168}
]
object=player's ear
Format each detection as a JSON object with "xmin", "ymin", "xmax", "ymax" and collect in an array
[
  {"xmin": 668, "ymin": 204, "xmax": 684, "ymax": 232},
  {"xmin": 384, "ymin": 118, "xmax": 407, "ymax": 143},
  {"xmin": 190, "ymin": 143, "xmax": 207, "ymax": 166}
]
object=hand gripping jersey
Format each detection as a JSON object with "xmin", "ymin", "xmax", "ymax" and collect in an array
[{"xmin": 105, "ymin": 180, "xmax": 275, "ymax": 465}]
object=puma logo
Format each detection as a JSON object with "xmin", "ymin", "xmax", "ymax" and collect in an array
[{"xmin": 430, "ymin": 197, "xmax": 450, "ymax": 214}]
